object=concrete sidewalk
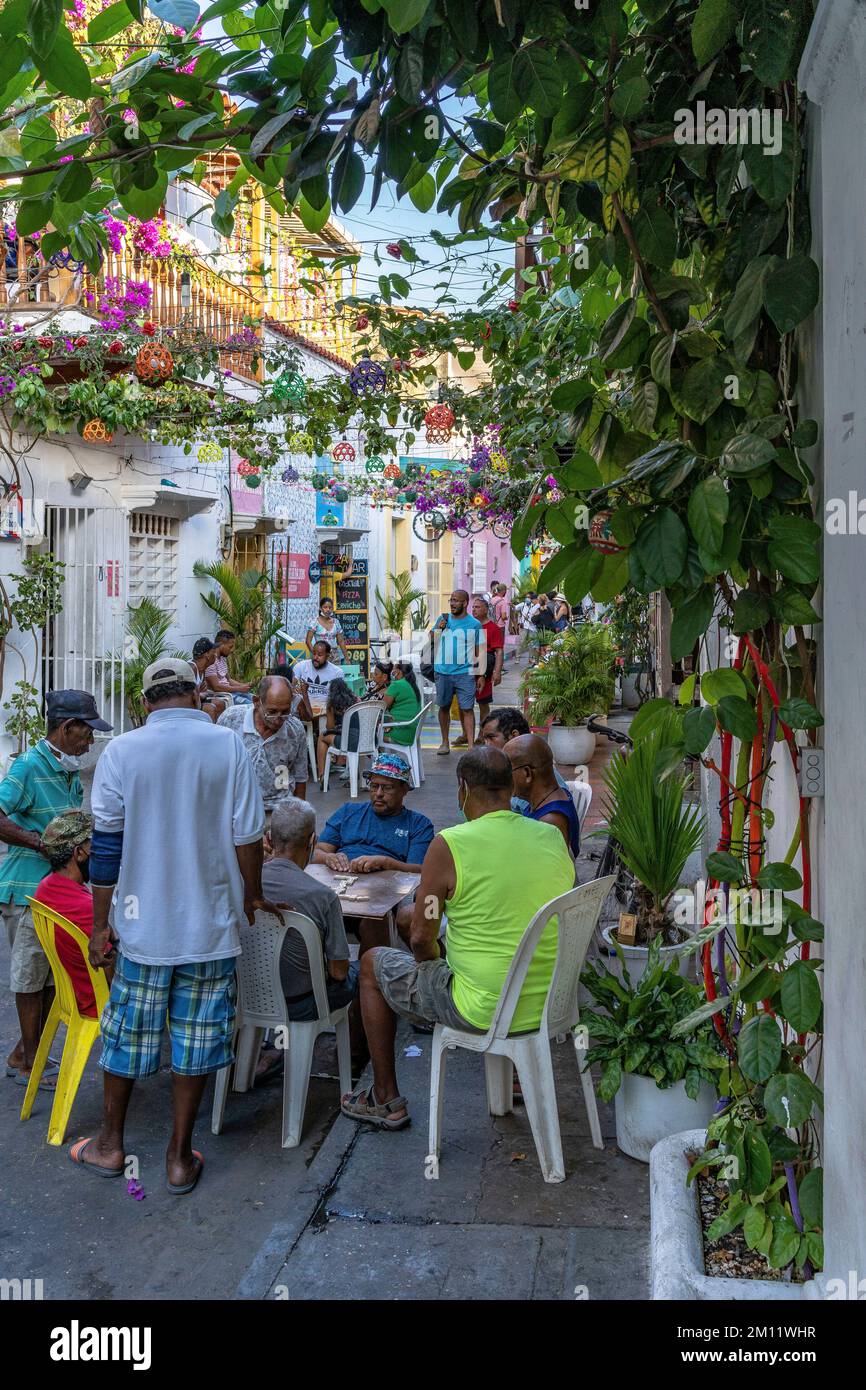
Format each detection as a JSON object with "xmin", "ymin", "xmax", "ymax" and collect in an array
[{"xmin": 0, "ymin": 653, "xmax": 649, "ymax": 1300}]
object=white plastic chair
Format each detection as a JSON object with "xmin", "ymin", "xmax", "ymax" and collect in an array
[
  {"xmin": 212, "ymin": 910, "xmax": 352, "ymax": 1149},
  {"xmin": 379, "ymin": 699, "xmax": 432, "ymax": 787},
  {"xmin": 427, "ymin": 875, "xmax": 615, "ymax": 1184},
  {"xmin": 567, "ymin": 778, "xmax": 593, "ymax": 831},
  {"xmin": 322, "ymin": 703, "xmax": 384, "ymax": 797}
]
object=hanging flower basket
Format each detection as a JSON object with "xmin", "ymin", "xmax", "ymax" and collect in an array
[
  {"xmin": 244, "ymin": 475, "xmax": 261, "ymax": 489},
  {"xmin": 311, "ymin": 473, "xmax": 328, "ymax": 490},
  {"xmin": 281, "ymin": 466, "xmax": 299, "ymax": 483},
  {"xmin": 331, "ymin": 439, "xmax": 356, "ymax": 463},
  {"xmin": 82, "ymin": 419, "xmax": 113, "ymax": 443},
  {"xmin": 349, "ymin": 358, "xmax": 387, "ymax": 395},
  {"xmin": 135, "ymin": 344, "xmax": 174, "ymax": 384}
]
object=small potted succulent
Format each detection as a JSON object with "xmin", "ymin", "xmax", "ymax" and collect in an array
[{"xmin": 581, "ymin": 938, "xmax": 722, "ymax": 1162}]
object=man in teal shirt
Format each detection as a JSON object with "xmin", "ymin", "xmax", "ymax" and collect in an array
[
  {"xmin": 432, "ymin": 589, "xmax": 482, "ymax": 756},
  {"xmin": 1, "ymin": 690, "xmax": 111, "ymax": 1086}
]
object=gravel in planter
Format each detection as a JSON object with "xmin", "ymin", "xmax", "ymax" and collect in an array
[{"xmin": 693, "ymin": 1158, "xmax": 805, "ymax": 1284}]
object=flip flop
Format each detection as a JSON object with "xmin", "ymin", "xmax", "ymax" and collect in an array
[
  {"xmin": 68, "ymin": 1137, "xmax": 124, "ymax": 1178},
  {"xmin": 7, "ymin": 1056, "xmax": 60, "ymax": 1079},
  {"xmin": 436, "ymin": 745, "xmax": 451, "ymax": 757},
  {"xmin": 12, "ymin": 1065, "xmax": 59, "ymax": 1090},
  {"xmin": 166, "ymin": 1151, "xmax": 204, "ymax": 1195}
]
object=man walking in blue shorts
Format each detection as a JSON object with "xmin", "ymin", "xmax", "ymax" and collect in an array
[{"xmin": 432, "ymin": 590, "xmax": 482, "ymax": 756}]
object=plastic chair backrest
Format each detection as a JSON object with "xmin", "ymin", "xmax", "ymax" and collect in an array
[
  {"xmin": 337, "ymin": 702, "xmax": 383, "ymax": 754},
  {"xmin": 484, "ymin": 876, "xmax": 616, "ymax": 1042},
  {"xmin": 27, "ymin": 898, "xmax": 110, "ymax": 1020},
  {"xmin": 237, "ymin": 909, "xmax": 333, "ymax": 1022},
  {"xmin": 568, "ymin": 779, "xmax": 593, "ymax": 830}
]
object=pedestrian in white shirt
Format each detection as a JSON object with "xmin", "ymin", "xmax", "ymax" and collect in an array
[{"xmin": 74, "ymin": 659, "xmax": 285, "ymax": 1195}]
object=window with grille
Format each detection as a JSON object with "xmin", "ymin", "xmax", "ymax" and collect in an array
[{"xmin": 128, "ymin": 513, "xmax": 179, "ymax": 619}]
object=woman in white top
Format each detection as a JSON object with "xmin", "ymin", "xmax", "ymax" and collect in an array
[{"xmin": 306, "ymin": 596, "xmax": 349, "ymax": 663}]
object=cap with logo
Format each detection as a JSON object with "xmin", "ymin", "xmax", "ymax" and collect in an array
[
  {"xmin": 364, "ymin": 751, "xmax": 413, "ymax": 785},
  {"xmin": 41, "ymin": 809, "xmax": 94, "ymax": 857},
  {"xmin": 45, "ymin": 689, "xmax": 112, "ymax": 731},
  {"xmin": 142, "ymin": 657, "xmax": 197, "ymax": 692}
]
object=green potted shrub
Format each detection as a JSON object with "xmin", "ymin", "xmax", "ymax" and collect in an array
[
  {"xmin": 520, "ymin": 622, "xmax": 615, "ymax": 765},
  {"xmin": 607, "ymin": 591, "xmax": 652, "ymax": 709},
  {"xmin": 581, "ymin": 939, "xmax": 722, "ymax": 1162},
  {"xmin": 598, "ymin": 715, "xmax": 705, "ymax": 979}
]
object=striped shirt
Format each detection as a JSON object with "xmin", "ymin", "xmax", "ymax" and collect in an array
[{"xmin": 0, "ymin": 741, "xmax": 83, "ymax": 904}]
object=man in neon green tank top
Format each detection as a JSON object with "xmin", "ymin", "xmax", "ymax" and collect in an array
[{"xmin": 341, "ymin": 746, "xmax": 575, "ymax": 1130}]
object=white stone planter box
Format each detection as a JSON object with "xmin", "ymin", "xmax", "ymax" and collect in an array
[{"xmin": 650, "ymin": 1128, "xmax": 805, "ymax": 1300}]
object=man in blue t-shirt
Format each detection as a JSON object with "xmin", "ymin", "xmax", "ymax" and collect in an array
[{"xmin": 431, "ymin": 589, "xmax": 482, "ymax": 756}]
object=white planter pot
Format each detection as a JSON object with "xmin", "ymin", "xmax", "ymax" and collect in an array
[
  {"xmin": 547, "ymin": 723, "xmax": 596, "ymax": 766},
  {"xmin": 602, "ymin": 923, "xmax": 696, "ymax": 984},
  {"xmin": 615, "ymin": 1073, "xmax": 716, "ymax": 1163},
  {"xmin": 650, "ymin": 1129, "xmax": 808, "ymax": 1300},
  {"xmin": 622, "ymin": 671, "xmax": 645, "ymax": 710}
]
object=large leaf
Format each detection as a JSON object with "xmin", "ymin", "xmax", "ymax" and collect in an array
[
  {"xmin": 687, "ymin": 476, "xmax": 729, "ymax": 554},
  {"xmin": 721, "ymin": 433, "xmax": 776, "ymax": 475},
  {"xmin": 27, "ymin": 0, "xmax": 61, "ymax": 59},
  {"xmin": 741, "ymin": 0, "xmax": 800, "ymax": 86},
  {"xmin": 737, "ymin": 1014, "xmax": 782, "ymax": 1083},
  {"xmin": 118, "ymin": 168, "xmax": 168, "ymax": 220},
  {"xmin": 798, "ymin": 1167, "xmax": 823, "ymax": 1229},
  {"xmin": 744, "ymin": 1128, "xmax": 773, "ymax": 1196},
  {"xmin": 565, "ymin": 124, "xmax": 631, "ymax": 192},
  {"xmin": 744, "ymin": 122, "xmax": 798, "ymax": 210},
  {"xmin": 670, "ymin": 588, "xmax": 714, "ymax": 662},
  {"xmin": 633, "ymin": 507, "xmax": 688, "ymax": 586},
  {"xmin": 767, "ymin": 514, "xmax": 820, "ymax": 584},
  {"xmin": 763, "ymin": 1071, "xmax": 818, "ymax": 1129},
  {"xmin": 682, "ymin": 705, "xmax": 717, "ymax": 754},
  {"xmin": 716, "ymin": 695, "xmax": 758, "ymax": 742},
  {"xmin": 381, "ymin": 0, "xmax": 432, "ymax": 37},
  {"xmin": 89, "ymin": 0, "xmax": 140, "ymax": 41},
  {"xmin": 35, "ymin": 26, "xmax": 92, "ymax": 100},
  {"xmin": 677, "ymin": 356, "xmax": 728, "ymax": 425},
  {"xmin": 692, "ymin": 0, "xmax": 738, "ymax": 67},
  {"xmin": 731, "ymin": 589, "xmax": 770, "ymax": 634},
  {"xmin": 764, "ymin": 255, "xmax": 819, "ymax": 334},
  {"xmin": 701, "ymin": 666, "xmax": 746, "ymax": 703},
  {"xmin": 777, "ymin": 697, "xmax": 824, "ymax": 729},
  {"xmin": 779, "ymin": 960, "xmax": 822, "ymax": 1033},
  {"xmin": 632, "ymin": 202, "xmax": 676, "ymax": 270}
]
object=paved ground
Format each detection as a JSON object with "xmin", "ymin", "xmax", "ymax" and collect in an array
[{"xmin": 0, "ymin": 654, "xmax": 649, "ymax": 1300}]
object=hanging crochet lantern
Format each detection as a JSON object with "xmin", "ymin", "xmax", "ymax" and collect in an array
[
  {"xmin": 424, "ymin": 403, "xmax": 455, "ymax": 431},
  {"xmin": 197, "ymin": 441, "xmax": 222, "ymax": 464},
  {"xmin": 272, "ymin": 369, "xmax": 306, "ymax": 403},
  {"xmin": 383, "ymin": 462, "xmax": 401, "ymax": 480},
  {"xmin": 403, "ymin": 488, "xmax": 418, "ymax": 503},
  {"xmin": 331, "ymin": 439, "xmax": 356, "ymax": 463},
  {"xmin": 365, "ymin": 454, "xmax": 385, "ymax": 474},
  {"xmin": 349, "ymin": 358, "xmax": 387, "ymax": 396},
  {"xmin": 425, "ymin": 426, "xmax": 451, "ymax": 445},
  {"xmin": 311, "ymin": 472, "xmax": 328, "ymax": 490},
  {"xmin": 289, "ymin": 430, "xmax": 313, "ymax": 454},
  {"xmin": 82, "ymin": 419, "xmax": 113, "ymax": 443},
  {"xmin": 333, "ymin": 486, "xmax": 349, "ymax": 503},
  {"xmin": 588, "ymin": 509, "xmax": 624, "ymax": 555},
  {"xmin": 236, "ymin": 458, "xmax": 259, "ymax": 476},
  {"xmin": 489, "ymin": 450, "xmax": 508, "ymax": 473},
  {"xmin": 135, "ymin": 343, "xmax": 174, "ymax": 384},
  {"xmin": 244, "ymin": 474, "xmax": 261, "ymax": 489},
  {"xmin": 281, "ymin": 466, "xmax": 299, "ymax": 483}
]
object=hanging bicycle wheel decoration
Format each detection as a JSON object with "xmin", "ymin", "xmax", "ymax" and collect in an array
[
  {"xmin": 413, "ymin": 509, "xmax": 447, "ymax": 541},
  {"xmin": 272, "ymin": 370, "xmax": 306, "ymax": 404},
  {"xmin": 49, "ymin": 248, "xmax": 90, "ymax": 273},
  {"xmin": 588, "ymin": 509, "xmax": 624, "ymax": 554},
  {"xmin": 491, "ymin": 518, "xmax": 513, "ymax": 541},
  {"xmin": 331, "ymin": 439, "xmax": 356, "ymax": 463},
  {"xmin": 349, "ymin": 358, "xmax": 387, "ymax": 396}
]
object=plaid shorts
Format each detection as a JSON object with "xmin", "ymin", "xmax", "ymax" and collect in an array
[{"xmin": 99, "ymin": 952, "xmax": 237, "ymax": 1079}]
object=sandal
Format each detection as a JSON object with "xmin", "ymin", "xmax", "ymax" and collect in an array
[
  {"xmin": 68, "ymin": 1137, "xmax": 124, "ymax": 1178},
  {"xmin": 340, "ymin": 1085, "xmax": 410, "ymax": 1130},
  {"xmin": 166, "ymin": 1151, "xmax": 204, "ymax": 1195}
]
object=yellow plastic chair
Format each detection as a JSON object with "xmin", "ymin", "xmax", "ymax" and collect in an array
[{"xmin": 21, "ymin": 897, "xmax": 109, "ymax": 1146}]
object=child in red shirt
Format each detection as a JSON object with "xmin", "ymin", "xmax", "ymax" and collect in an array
[{"xmin": 34, "ymin": 810, "xmax": 112, "ymax": 1018}]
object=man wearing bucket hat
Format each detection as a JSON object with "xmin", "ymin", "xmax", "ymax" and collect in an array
[
  {"xmin": 314, "ymin": 752, "xmax": 434, "ymax": 878},
  {"xmin": 1, "ymin": 689, "xmax": 111, "ymax": 1088},
  {"xmin": 33, "ymin": 810, "xmax": 112, "ymax": 1018}
]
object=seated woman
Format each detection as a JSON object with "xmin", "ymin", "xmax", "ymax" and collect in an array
[
  {"xmin": 316, "ymin": 677, "xmax": 361, "ymax": 782},
  {"xmin": 379, "ymin": 659, "xmax": 422, "ymax": 748},
  {"xmin": 362, "ymin": 661, "xmax": 392, "ymax": 700}
]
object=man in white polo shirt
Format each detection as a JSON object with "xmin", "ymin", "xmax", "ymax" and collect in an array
[{"xmin": 72, "ymin": 658, "xmax": 284, "ymax": 1195}]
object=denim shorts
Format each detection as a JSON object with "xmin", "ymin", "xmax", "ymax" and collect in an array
[
  {"xmin": 434, "ymin": 671, "xmax": 477, "ymax": 711},
  {"xmin": 372, "ymin": 949, "xmax": 481, "ymax": 1032},
  {"xmin": 99, "ymin": 952, "xmax": 237, "ymax": 1078}
]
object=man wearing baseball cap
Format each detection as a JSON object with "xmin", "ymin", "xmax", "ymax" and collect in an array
[
  {"xmin": 71, "ymin": 657, "xmax": 283, "ymax": 1193},
  {"xmin": 33, "ymin": 809, "xmax": 110, "ymax": 1018},
  {"xmin": 1, "ymin": 689, "xmax": 111, "ymax": 1088}
]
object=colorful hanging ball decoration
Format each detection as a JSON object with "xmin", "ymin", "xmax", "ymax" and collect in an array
[
  {"xmin": 289, "ymin": 430, "xmax": 313, "ymax": 453},
  {"xmin": 49, "ymin": 248, "xmax": 88, "ymax": 274},
  {"xmin": 135, "ymin": 343, "xmax": 174, "ymax": 384},
  {"xmin": 273, "ymin": 369, "xmax": 306, "ymax": 404},
  {"xmin": 424, "ymin": 403, "xmax": 455, "ymax": 431},
  {"xmin": 82, "ymin": 419, "xmax": 113, "ymax": 443},
  {"xmin": 311, "ymin": 473, "xmax": 328, "ymax": 490},
  {"xmin": 365, "ymin": 454, "xmax": 386, "ymax": 474},
  {"xmin": 331, "ymin": 439, "xmax": 356, "ymax": 463},
  {"xmin": 197, "ymin": 441, "xmax": 222, "ymax": 464},
  {"xmin": 244, "ymin": 474, "xmax": 261, "ymax": 489},
  {"xmin": 489, "ymin": 450, "xmax": 508, "ymax": 473},
  {"xmin": 281, "ymin": 466, "xmax": 299, "ymax": 483},
  {"xmin": 426, "ymin": 426, "xmax": 451, "ymax": 445},
  {"xmin": 349, "ymin": 358, "xmax": 387, "ymax": 396},
  {"xmin": 383, "ymin": 462, "xmax": 401, "ymax": 480},
  {"xmin": 588, "ymin": 509, "xmax": 624, "ymax": 555},
  {"xmin": 333, "ymin": 486, "xmax": 349, "ymax": 503},
  {"xmin": 236, "ymin": 459, "xmax": 259, "ymax": 476}
]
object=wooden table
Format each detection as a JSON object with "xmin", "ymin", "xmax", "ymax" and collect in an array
[{"xmin": 305, "ymin": 863, "xmax": 420, "ymax": 925}]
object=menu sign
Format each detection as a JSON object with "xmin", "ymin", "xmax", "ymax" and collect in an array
[
  {"xmin": 339, "ymin": 611, "xmax": 369, "ymax": 646},
  {"xmin": 335, "ymin": 575, "xmax": 368, "ymax": 610}
]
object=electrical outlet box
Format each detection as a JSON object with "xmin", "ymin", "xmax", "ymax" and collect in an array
[{"xmin": 799, "ymin": 746, "xmax": 824, "ymax": 797}]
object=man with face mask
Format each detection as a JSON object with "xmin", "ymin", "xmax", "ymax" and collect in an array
[
  {"xmin": 217, "ymin": 675, "xmax": 308, "ymax": 837},
  {"xmin": 34, "ymin": 810, "xmax": 113, "ymax": 1018},
  {"xmin": 1, "ymin": 690, "xmax": 111, "ymax": 1087}
]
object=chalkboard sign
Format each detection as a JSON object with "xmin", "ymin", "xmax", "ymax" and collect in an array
[
  {"xmin": 346, "ymin": 645, "xmax": 369, "ymax": 676},
  {"xmin": 339, "ymin": 611, "xmax": 369, "ymax": 646},
  {"xmin": 335, "ymin": 575, "xmax": 368, "ymax": 610}
]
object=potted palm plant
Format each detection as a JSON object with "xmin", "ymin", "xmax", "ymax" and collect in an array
[
  {"xmin": 105, "ymin": 597, "xmax": 186, "ymax": 729},
  {"xmin": 581, "ymin": 939, "xmax": 722, "ymax": 1162},
  {"xmin": 374, "ymin": 570, "xmax": 425, "ymax": 640},
  {"xmin": 599, "ymin": 720, "xmax": 704, "ymax": 981},
  {"xmin": 193, "ymin": 560, "xmax": 283, "ymax": 683},
  {"xmin": 520, "ymin": 622, "xmax": 615, "ymax": 765}
]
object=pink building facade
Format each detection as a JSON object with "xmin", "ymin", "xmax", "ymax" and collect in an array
[{"xmin": 452, "ymin": 528, "xmax": 517, "ymax": 651}]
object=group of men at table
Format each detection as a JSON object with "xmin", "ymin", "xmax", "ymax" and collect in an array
[{"xmin": 1, "ymin": 636, "xmax": 582, "ymax": 1185}]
